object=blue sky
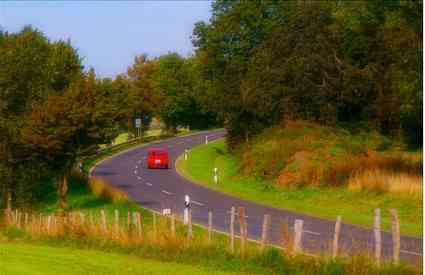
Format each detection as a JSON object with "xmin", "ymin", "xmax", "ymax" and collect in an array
[{"xmin": 0, "ymin": 1, "xmax": 212, "ymax": 78}]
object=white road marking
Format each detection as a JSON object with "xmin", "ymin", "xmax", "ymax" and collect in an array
[
  {"xmin": 134, "ymin": 170, "xmax": 137, "ymax": 174},
  {"xmin": 135, "ymin": 165, "xmax": 138, "ymax": 169},
  {"xmin": 191, "ymin": 200, "xmax": 205, "ymax": 206},
  {"xmin": 145, "ymin": 182, "xmax": 152, "ymax": 186},
  {"xmin": 303, "ymin": 229, "xmax": 321, "ymax": 236},
  {"xmin": 400, "ymin": 249, "xmax": 422, "ymax": 256},
  {"xmin": 137, "ymin": 176, "xmax": 142, "ymax": 180},
  {"xmin": 162, "ymin": 190, "xmax": 173, "ymax": 195}
]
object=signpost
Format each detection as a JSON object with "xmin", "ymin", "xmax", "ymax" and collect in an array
[{"xmin": 135, "ymin": 118, "xmax": 142, "ymax": 138}]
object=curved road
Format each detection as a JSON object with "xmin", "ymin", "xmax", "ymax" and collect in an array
[{"xmin": 92, "ymin": 129, "xmax": 422, "ymax": 265}]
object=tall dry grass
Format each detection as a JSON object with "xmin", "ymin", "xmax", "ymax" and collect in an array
[
  {"xmin": 348, "ymin": 169, "xmax": 422, "ymax": 197},
  {"xmin": 1, "ymin": 209, "xmax": 420, "ymax": 275},
  {"xmin": 88, "ymin": 177, "xmax": 128, "ymax": 202}
]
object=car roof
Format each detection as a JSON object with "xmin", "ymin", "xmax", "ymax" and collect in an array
[{"xmin": 148, "ymin": 147, "xmax": 168, "ymax": 153}]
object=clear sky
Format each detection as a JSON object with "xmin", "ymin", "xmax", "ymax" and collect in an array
[{"xmin": 0, "ymin": 1, "xmax": 212, "ymax": 78}]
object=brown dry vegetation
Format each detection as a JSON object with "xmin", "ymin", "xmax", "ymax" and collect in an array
[
  {"xmin": 88, "ymin": 177, "xmax": 129, "ymax": 202},
  {"xmin": 1, "ymin": 209, "xmax": 421, "ymax": 275},
  {"xmin": 238, "ymin": 121, "xmax": 422, "ymax": 197}
]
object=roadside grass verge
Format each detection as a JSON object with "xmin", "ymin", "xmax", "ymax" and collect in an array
[
  {"xmin": 0, "ymin": 242, "xmax": 236, "ymax": 275},
  {"xmin": 0, "ymin": 224, "xmax": 418, "ymax": 275},
  {"xmin": 176, "ymin": 139, "xmax": 422, "ymax": 236}
]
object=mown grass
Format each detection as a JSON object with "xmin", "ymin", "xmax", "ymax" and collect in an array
[
  {"xmin": 177, "ymin": 139, "xmax": 422, "ymax": 236},
  {"xmin": 0, "ymin": 242, "xmax": 236, "ymax": 275},
  {"xmin": 0, "ymin": 225, "xmax": 418, "ymax": 275}
]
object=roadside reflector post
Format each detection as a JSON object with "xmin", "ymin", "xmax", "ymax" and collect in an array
[
  {"xmin": 162, "ymin": 208, "xmax": 171, "ymax": 216},
  {"xmin": 205, "ymin": 135, "xmax": 209, "ymax": 144},
  {"xmin": 213, "ymin": 167, "xmax": 218, "ymax": 184},
  {"xmin": 184, "ymin": 149, "xmax": 188, "ymax": 160},
  {"xmin": 184, "ymin": 195, "xmax": 190, "ymax": 225}
]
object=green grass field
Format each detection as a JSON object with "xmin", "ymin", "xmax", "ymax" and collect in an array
[
  {"xmin": 0, "ymin": 242, "xmax": 236, "ymax": 275},
  {"xmin": 177, "ymin": 139, "xmax": 422, "ymax": 236}
]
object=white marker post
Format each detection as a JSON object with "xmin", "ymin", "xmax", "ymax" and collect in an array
[
  {"xmin": 213, "ymin": 167, "xmax": 218, "ymax": 184},
  {"xmin": 162, "ymin": 208, "xmax": 171, "ymax": 216},
  {"xmin": 183, "ymin": 195, "xmax": 190, "ymax": 225},
  {"xmin": 205, "ymin": 135, "xmax": 209, "ymax": 144},
  {"xmin": 184, "ymin": 149, "xmax": 188, "ymax": 160}
]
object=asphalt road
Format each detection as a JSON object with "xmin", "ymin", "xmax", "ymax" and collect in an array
[{"xmin": 92, "ymin": 129, "xmax": 422, "ymax": 265}]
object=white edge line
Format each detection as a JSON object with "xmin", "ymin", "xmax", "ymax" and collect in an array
[
  {"xmin": 400, "ymin": 249, "xmax": 422, "ymax": 256},
  {"xmin": 145, "ymin": 182, "xmax": 152, "ymax": 186},
  {"xmin": 303, "ymin": 229, "xmax": 321, "ymax": 236},
  {"xmin": 191, "ymin": 200, "xmax": 205, "ymax": 206},
  {"xmin": 162, "ymin": 190, "xmax": 173, "ymax": 195}
]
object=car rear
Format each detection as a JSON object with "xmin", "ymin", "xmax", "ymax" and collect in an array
[{"xmin": 147, "ymin": 148, "xmax": 169, "ymax": 169}]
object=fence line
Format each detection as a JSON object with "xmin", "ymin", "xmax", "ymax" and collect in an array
[{"xmin": 0, "ymin": 206, "xmax": 413, "ymax": 265}]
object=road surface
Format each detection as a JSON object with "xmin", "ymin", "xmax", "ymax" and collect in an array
[{"xmin": 92, "ymin": 129, "xmax": 422, "ymax": 265}]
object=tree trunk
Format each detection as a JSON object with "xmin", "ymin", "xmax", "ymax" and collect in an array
[{"xmin": 57, "ymin": 174, "xmax": 69, "ymax": 213}]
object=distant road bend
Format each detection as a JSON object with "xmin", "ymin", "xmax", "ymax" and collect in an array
[{"xmin": 92, "ymin": 129, "xmax": 422, "ymax": 265}]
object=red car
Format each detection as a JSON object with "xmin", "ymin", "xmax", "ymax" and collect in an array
[{"xmin": 147, "ymin": 148, "xmax": 169, "ymax": 169}]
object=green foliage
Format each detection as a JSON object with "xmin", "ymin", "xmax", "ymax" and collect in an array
[
  {"xmin": 150, "ymin": 53, "xmax": 218, "ymax": 131},
  {"xmin": 0, "ymin": 26, "xmax": 84, "ymax": 209},
  {"xmin": 192, "ymin": 0, "xmax": 422, "ymax": 148}
]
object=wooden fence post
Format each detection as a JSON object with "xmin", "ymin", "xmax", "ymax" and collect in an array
[
  {"xmin": 238, "ymin": 207, "xmax": 247, "ymax": 256},
  {"xmin": 332, "ymin": 216, "xmax": 342, "ymax": 258},
  {"xmin": 127, "ymin": 212, "xmax": 131, "ymax": 232},
  {"xmin": 261, "ymin": 214, "xmax": 271, "ymax": 250},
  {"xmin": 153, "ymin": 213, "xmax": 157, "ymax": 239},
  {"xmin": 100, "ymin": 210, "xmax": 107, "ymax": 233},
  {"xmin": 14, "ymin": 209, "xmax": 18, "ymax": 226},
  {"xmin": 208, "ymin": 211, "xmax": 213, "ymax": 243},
  {"xmin": 390, "ymin": 209, "xmax": 400, "ymax": 264},
  {"xmin": 137, "ymin": 212, "xmax": 142, "ymax": 237},
  {"xmin": 114, "ymin": 209, "xmax": 120, "ymax": 235},
  {"xmin": 374, "ymin": 208, "xmax": 382, "ymax": 265},
  {"xmin": 230, "ymin": 206, "xmax": 235, "ymax": 253},
  {"xmin": 47, "ymin": 215, "xmax": 52, "ymax": 234},
  {"xmin": 24, "ymin": 212, "xmax": 28, "ymax": 229},
  {"xmin": 79, "ymin": 212, "xmax": 85, "ymax": 226},
  {"xmin": 294, "ymin": 219, "xmax": 303, "ymax": 253},
  {"xmin": 170, "ymin": 214, "xmax": 176, "ymax": 238},
  {"xmin": 187, "ymin": 209, "xmax": 193, "ymax": 241},
  {"xmin": 131, "ymin": 212, "xmax": 138, "ymax": 237},
  {"xmin": 89, "ymin": 212, "xmax": 95, "ymax": 229}
]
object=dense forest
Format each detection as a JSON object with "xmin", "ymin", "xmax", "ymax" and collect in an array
[
  {"xmin": 0, "ymin": 0, "xmax": 422, "ymax": 209},
  {"xmin": 191, "ymin": 0, "xmax": 422, "ymax": 148}
]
